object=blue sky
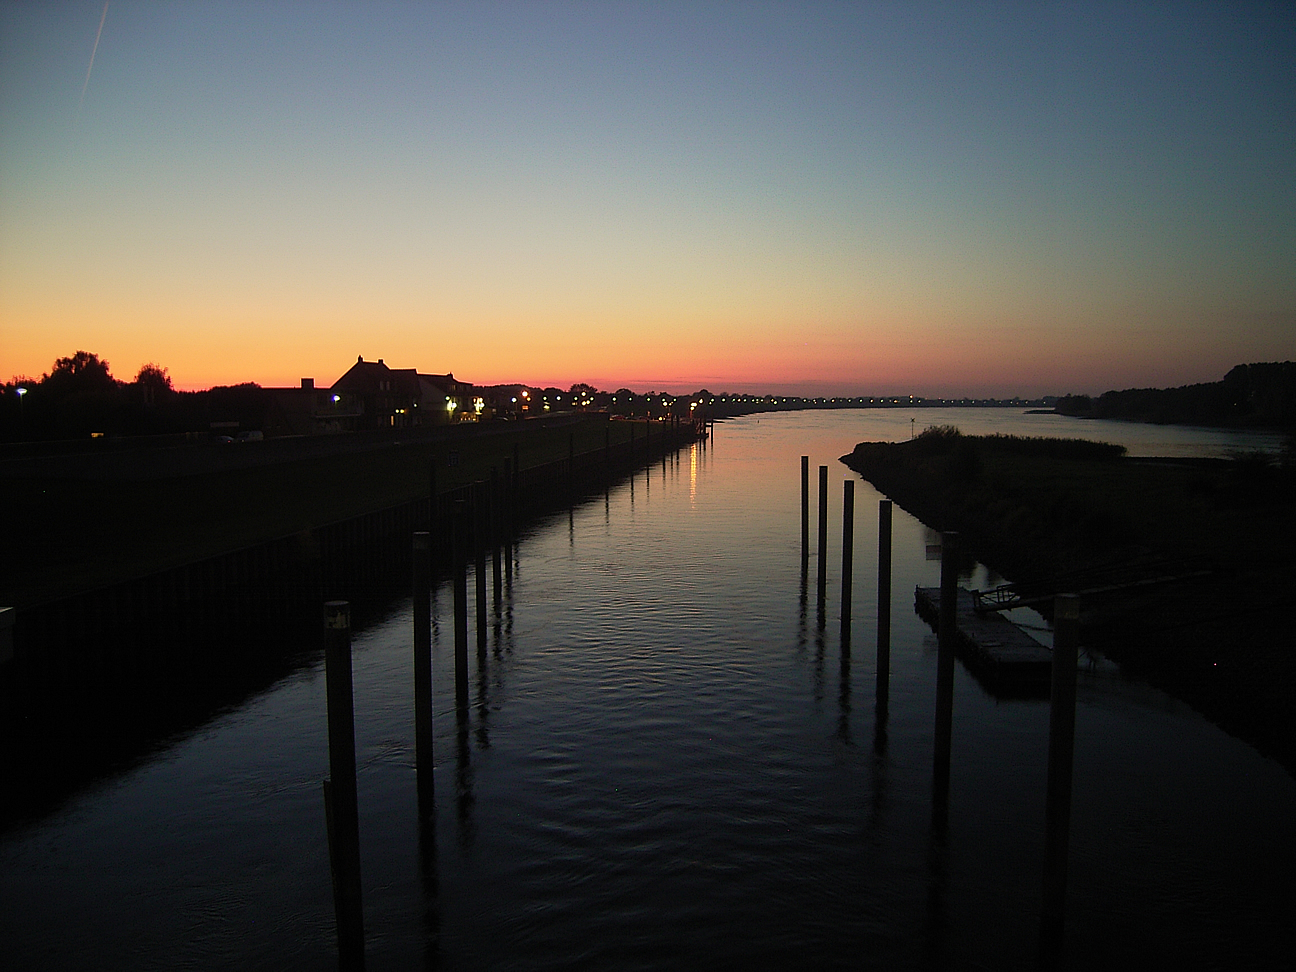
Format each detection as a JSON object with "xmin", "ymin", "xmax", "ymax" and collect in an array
[{"xmin": 2, "ymin": 1, "xmax": 1293, "ymax": 395}]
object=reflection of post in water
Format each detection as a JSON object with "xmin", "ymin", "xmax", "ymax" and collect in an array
[
  {"xmin": 932, "ymin": 532, "xmax": 959, "ymax": 831},
  {"xmin": 322, "ymin": 601, "xmax": 364, "ymax": 970},
  {"xmin": 876, "ymin": 500, "xmax": 892, "ymax": 712},
  {"xmin": 417, "ymin": 810, "xmax": 440, "ymax": 970},
  {"xmin": 1040, "ymin": 593, "xmax": 1081, "ymax": 962},
  {"xmin": 413, "ymin": 533, "xmax": 434, "ymax": 819},
  {"xmin": 817, "ymin": 465, "xmax": 829, "ymax": 600},
  {"xmin": 837, "ymin": 626, "xmax": 852, "ymax": 743},
  {"xmin": 813, "ymin": 587, "xmax": 826, "ymax": 705},
  {"xmin": 451, "ymin": 503, "xmax": 469, "ymax": 705},
  {"xmin": 475, "ymin": 642, "xmax": 491, "ymax": 751},
  {"xmin": 923, "ymin": 828, "xmax": 950, "ymax": 970},
  {"xmin": 455, "ymin": 685, "xmax": 475, "ymax": 847},
  {"xmin": 840, "ymin": 480, "xmax": 854, "ymax": 645}
]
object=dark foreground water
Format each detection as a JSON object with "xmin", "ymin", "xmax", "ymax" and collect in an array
[{"xmin": 2, "ymin": 411, "xmax": 1293, "ymax": 970}]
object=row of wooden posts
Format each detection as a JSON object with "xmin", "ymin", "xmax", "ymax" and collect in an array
[
  {"xmin": 801, "ymin": 456, "xmax": 1079, "ymax": 957},
  {"xmin": 317, "ymin": 430, "xmax": 705, "ymax": 969},
  {"xmin": 317, "ymin": 445, "xmax": 1077, "ymax": 968}
]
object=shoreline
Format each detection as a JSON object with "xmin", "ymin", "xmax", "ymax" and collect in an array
[
  {"xmin": 1, "ymin": 415, "xmax": 689, "ymax": 610},
  {"xmin": 841, "ymin": 429, "xmax": 1296, "ymax": 776}
]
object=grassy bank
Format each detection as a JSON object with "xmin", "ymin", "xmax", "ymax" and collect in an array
[
  {"xmin": 1, "ymin": 416, "xmax": 661, "ymax": 610},
  {"xmin": 843, "ymin": 427, "xmax": 1296, "ymax": 774}
]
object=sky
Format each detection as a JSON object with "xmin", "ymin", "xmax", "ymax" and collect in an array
[{"xmin": 2, "ymin": 1, "xmax": 1293, "ymax": 397}]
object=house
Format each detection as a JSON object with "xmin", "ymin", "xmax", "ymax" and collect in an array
[{"xmin": 329, "ymin": 356, "xmax": 477, "ymax": 429}]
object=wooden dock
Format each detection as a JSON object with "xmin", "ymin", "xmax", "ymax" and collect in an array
[{"xmin": 915, "ymin": 586, "xmax": 1052, "ymax": 684}]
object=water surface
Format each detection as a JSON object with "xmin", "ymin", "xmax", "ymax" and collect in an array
[{"xmin": 2, "ymin": 410, "xmax": 1292, "ymax": 970}]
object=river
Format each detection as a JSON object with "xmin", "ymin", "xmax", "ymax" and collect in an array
[{"xmin": 2, "ymin": 409, "xmax": 1292, "ymax": 970}]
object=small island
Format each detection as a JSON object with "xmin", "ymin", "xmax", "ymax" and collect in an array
[{"xmin": 842, "ymin": 426, "xmax": 1296, "ymax": 774}]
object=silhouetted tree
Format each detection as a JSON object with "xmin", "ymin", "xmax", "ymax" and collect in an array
[
  {"xmin": 43, "ymin": 350, "xmax": 117, "ymax": 396},
  {"xmin": 26, "ymin": 351, "xmax": 124, "ymax": 437},
  {"xmin": 131, "ymin": 362, "xmax": 175, "ymax": 410}
]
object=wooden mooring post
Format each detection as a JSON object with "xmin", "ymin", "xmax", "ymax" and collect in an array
[
  {"xmin": 800, "ymin": 456, "xmax": 809, "ymax": 563},
  {"xmin": 1041, "ymin": 593, "xmax": 1081, "ymax": 953},
  {"xmin": 490, "ymin": 467, "xmax": 502, "ymax": 611},
  {"xmin": 933, "ymin": 531, "xmax": 959, "ymax": 830},
  {"xmin": 840, "ymin": 480, "xmax": 854, "ymax": 645},
  {"xmin": 876, "ymin": 499, "xmax": 893, "ymax": 708},
  {"xmin": 474, "ymin": 485, "xmax": 487, "ymax": 656},
  {"xmin": 817, "ymin": 465, "xmax": 829, "ymax": 599},
  {"xmin": 502, "ymin": 458, "xmax": 514, "ymax": 573},
  {"xmin": 413, "ymin": 534, "xmax": 434, "ymax": 817},
  {"xmin": 322, "ymin": 600, "xmax": 364, "ymax": 970}
]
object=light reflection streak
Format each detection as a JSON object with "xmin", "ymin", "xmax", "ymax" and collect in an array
[{"xmin": 689, "ymin": 443, "xmax": 698, "ymax": 507}]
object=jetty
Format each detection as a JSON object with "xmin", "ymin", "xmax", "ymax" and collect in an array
[{"xmin": 915, "ymin": 586, "xmax": 1052, "ymax": 690}]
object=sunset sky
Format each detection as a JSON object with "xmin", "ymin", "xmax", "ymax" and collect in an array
[{"xmin": 2, "ymin": 1, "xmax": 1293, "ymax": 396}]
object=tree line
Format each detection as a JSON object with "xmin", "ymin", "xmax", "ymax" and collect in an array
[
  {"xmin": 1055, "ymin": 362, "xmax": 1296, "ymax": 429},
  {"xmin": 1, "ymin": 351, "xmax": 273, "ymax": 443}
]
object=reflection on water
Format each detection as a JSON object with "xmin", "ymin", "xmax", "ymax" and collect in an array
[{"xmin": 2, "ymin": 410, "xmax": 1294, "ymax": 970}]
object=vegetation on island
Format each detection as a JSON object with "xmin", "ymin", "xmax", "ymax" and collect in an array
[{"xmin": 843, "ymin": 426, "xmax": 1296, "ymax": 775}]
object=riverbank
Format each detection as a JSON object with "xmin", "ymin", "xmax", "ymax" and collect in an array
[
  {"xmin": 0, "ymin": 415, "xmax": 677, "ymax": 610},
  {"xmin": 842, "ymin": 427, "xmax": 1296, "ymax": 774}
]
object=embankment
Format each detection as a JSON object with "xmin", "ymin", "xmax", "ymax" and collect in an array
[
  {"xmin": 1, "ymin": 414, "xmax": 676, "ymax": 609},
  {"xmin": 0, "ymin": 415, "xmax": 701, "ymax": 828},
  {"xmin": 842, "ymin": 427, "xmax": 1296, "ymax": 775}
]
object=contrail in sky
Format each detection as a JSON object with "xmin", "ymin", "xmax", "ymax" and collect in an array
[{"xmin": 78, "ymin": 2, "xmax": 110, "ymax": 115}]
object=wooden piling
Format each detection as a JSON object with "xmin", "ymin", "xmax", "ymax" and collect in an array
[
  {"xmin": 1042, "ymin": 593, "xmax": 1081, "ymax": 947},
  {"xmin": 877, "ymin": 500, "xmax": 893, "ymax": 707},
  {"xmin": 800, "ymin": 456, "xmax": 809, "ymax": 562},
  {"xmin": 502, "ymin": 458, "xmax": 514, "ymax": 568},
  {"xmin": 474, "ymin": 485, "xmax": 487, "ymax": 655},
  {"xmin": 817, "ymin": 465, "xmax": 829, "ymax": 598},
  {"xmin": 413, "ymin": 534, "xmax": 434, "ymax": 817},
  {"xmin": 490, "ymin": 467, "xmax": 502, "ymax": 609},
  {"xmin": 840, "ymin": 480, "xmax": 854, "ymax": 644},
  {"xmin": 322, "ymin": 600, "xmax": 364, "ymax": 969},
  {"xmin": 933, "ymin": 531, "xmax": 959, "ymax": 829}
]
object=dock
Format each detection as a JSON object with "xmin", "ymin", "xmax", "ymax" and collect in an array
[{"xmin": 915, "ymin": 586, "xmax": 1052, "ymax": 688}]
